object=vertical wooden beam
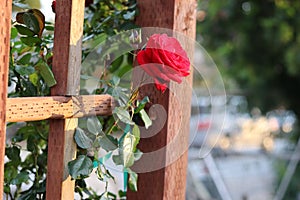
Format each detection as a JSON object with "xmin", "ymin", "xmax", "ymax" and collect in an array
[
  {"xmin": 127, "ymin": 0, "xmax": 197, "ymax": 199},
  {"xmin": 0, "ymin": 0, "xmax": 12, "ymax": 196},
  {"xmin": 46, "ymin": 0, "xmax": 85, "ymax": 199}
]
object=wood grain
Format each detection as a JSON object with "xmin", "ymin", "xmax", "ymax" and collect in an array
[
  {"xmin": 0, "ymin": 0, "xmax": 12, "ymax": 196},
  {"xmin": 46, "ymin": 0, "xmax": 85, "ymax": 199},
  {"xmin": 6, "ymin": 95, "xmax": 114, "ymax": 122},
  {"xmin": 127, "ymin": 0, "xmax": 197, "ymax": 199}
]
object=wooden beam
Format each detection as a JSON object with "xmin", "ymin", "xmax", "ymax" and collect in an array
[
  {"xmin": 6, "ymin": 95, "xmax": 114, "ymax": 122},
  {"xmin": 127, "ymin": 0, "xmax": 197, "ymax": 199},
  {"xmin": 0, "ymin": 0, "xmax": 12, "ymax": 196},
  {"xmin": 46, "ymin": 0, "xmax": 85, "ymax": 199}
]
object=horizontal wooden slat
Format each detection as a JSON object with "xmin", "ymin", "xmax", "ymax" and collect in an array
[{"xmin": 6, "ymin": 95, "xmax": 114, "ymax": 122}]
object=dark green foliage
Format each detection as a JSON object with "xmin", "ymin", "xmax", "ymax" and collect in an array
[
  {"xmin": 6, "ymin": 0, "xmax": 144, "ymax": 199},
  {"xmin": 198, "ymin": 1, "xmax": 300, "ymax": 199},
  {"xmin": 198, "ymin": 0, "xmax": 300, "ymax": 116}
]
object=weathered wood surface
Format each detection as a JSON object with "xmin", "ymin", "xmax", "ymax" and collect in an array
[
  {"xmin": 127, "ymin": 0, "xmax": 197, "ymax": 199},
  {"xmin": 0, "ymin": 0, "xmax": 12, "ymax": 196},
  {"xmin": 46, "ymin": 0, "xmax": 85, "ymax": 199},
  {"xmin": 6, "ymin": 95, "xmax": 114, "ymax": 122}
]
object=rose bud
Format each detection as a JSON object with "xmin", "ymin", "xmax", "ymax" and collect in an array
[{"xmin": 51, "ymin": 0, "xmax": 56, "ymax": 13}]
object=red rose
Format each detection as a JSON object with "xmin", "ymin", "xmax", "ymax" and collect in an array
[
  {"xmin": 137, "ymin": 34, "xmax": 190, "ymax": 92},
  {"xmin": 51, "ymin": 0, "xmax": 56, "ymax": 13}
]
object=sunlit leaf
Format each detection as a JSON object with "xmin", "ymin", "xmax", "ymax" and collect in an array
[
  {"xmin": 121, "ymin": 132, "xmax": 136, "ymax": 168},
  {"xmin": 134, "ymin": 96, "xmax": 150, "ymax": 113},
  {"xmin": 134, "ymin": 149, "xmax": 143, "ymax": 161},
  {"xmin": 128, "ymin": 170, "xmax": 138, "ymax": 191},
  {"xmin": 140, "ymin": 109, "xmax": 152, "ymax": 129},
  {"xmin": 11, "ymin": 27, "xmax": 18, "ymax": 39},
  {"xmin": 29, "ymin": 73, "xmax": 39, "ymax": 86}
]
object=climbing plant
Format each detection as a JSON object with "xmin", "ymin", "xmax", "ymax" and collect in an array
[{"xmin": 5, "ymin": 0, "xmax": 143, "ymax": 199}]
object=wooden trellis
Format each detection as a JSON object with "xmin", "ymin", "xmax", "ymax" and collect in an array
[{"xmin": 0, "ymin": 0, "xmax": 197, "ymax": 199}]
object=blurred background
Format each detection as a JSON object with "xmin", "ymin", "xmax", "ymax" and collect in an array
[{"xmin": 187, "ymin": 1, "xmax": 300, "ymax": 199}]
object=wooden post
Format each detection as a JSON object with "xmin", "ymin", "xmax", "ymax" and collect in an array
[
  {"xmin": 127, "ymin": 0, "xmax": 197, "ymax": 199},
  {"xmin": 46, "ymin": 0, "xmax": 85, "ymax": 199},
  {"xmin": 0, "ymin": 0, "xmax": 12, "ymax": 196}
]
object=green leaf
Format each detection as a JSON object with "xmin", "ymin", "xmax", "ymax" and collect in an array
[
  {"xmin": 87, "ymin": 117, "xmax": 102, "ymax": 135},
  {"xmin": 29, "ymin": 73, "xmax": 39, "ymax": 86},
  {"xmin": 4, "ymin": 164, "xmax": 18, "ymax": 183},
  {"xmin": 35, "ymin": 63, "xmax": 57, "ymax": 87},
  {"xmin": 123, "ymin": 11, "xmax": 136, "ymax": 20},
  {"xmin": 15, "ymin": 65, "xmax": 35, "ymax": 76},
  {"xmin": 19, "ymin": 189, "xmax": 37, "ymax": 200},
  {"xmin": 134, "ymin": 96, "xmax": 150, "ymax": 113},
  {"xmin": 11, "ymin": 171, "xmax": 29, "ymax": 185},
  {"xmin": 111, "ymin": 76, "xmax": 120, "ymax": 86},
  {"xmin": 99, "ymin": 135, "xmax": 118, "ymax": 152},
  {"xmin": 134, "ymin": 149, "xmax": 143, "ymax": 161},
  {"xmin": 13, "ymin": 2, "xmax": 30, "ymax": 9},
  {"xmin": 116, "ymin": 64, "xmax": 132, "ymax": 77},
  {"xmin": 4, "ymin": 185, "xmax": 10, "ymax": 194},
  {"xmin": 113, "ymin": 107, "xmax": 134, "ymax": 125},
  {"xmin": 112, "ymin": 87, "xmax": 130, "ymax": 107},
  {"xmin": 11, "ymin": 27, "xmax": 18, "ymax": 39},
  {"xmin": 45, "ymin": 25, "xmax": 54, "ymax": 31},
  {"xmin": 128, "ymin": 170, "xmax": 138, "ymax": 191},
  {"xmin": 74, "ymin": 128, "xmax": 93, "ymax": 149},
  {"xmin": 17, "ymin": 53, "xmax": 32, "ymax": 65},
  {"xmin": 23, "ymin": 12, "xmax": 40, "ymax": 34},
  {"xmin": 68, "ymin": 155, "xmax": 93, "ymax": 179},
  {"xmin": 109, "ymin": 55, "xmax": 124, "ymax": 73},
  {"xmin": 118, "ymin": 190, "xmax": 127, "ymax": 198},
  {"xmin": 15, "ymin": 25, "xmax": 35, "ymax": 37},
  {"xmin": 140, "ymin": 109, "xmax": 152, "ymax": 129},
  {"xmin": 12, "ymin": 125, "xmax": 36, "ymax": 143},
  {"xmin": 112, "ymin": 155, "xmax": 123, "ymax": 166},
  {"xmin": 6, "ymin": 146, "xmax": 21, "ymax": 164},
  {"xmin": 83, "ymin": 33, "xmax": 107, "ymax": 50},
  {"xmin": 132, "ymin": 125, "xmax": 140, "ymax": 147},
  {"xmin": 20, "ymin": 36, "xmax": 42, "ymax": 46},
  {"xmin": 27, "ymin": 135, "xmax": 37, "ymax": 152},
  {"xmin": 121, "ymin": 132, "xmax": 136, "ymax": 168}
]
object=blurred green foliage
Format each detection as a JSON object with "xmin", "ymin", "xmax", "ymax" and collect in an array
[
  {"xmin": 198, "ymin": 0, "xmax": 300, "ymax": 117},
  {"xmin": 198, "ymin": 1, "xmax": 300, "ymax": 199}
]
